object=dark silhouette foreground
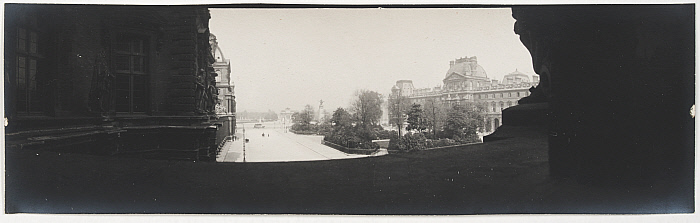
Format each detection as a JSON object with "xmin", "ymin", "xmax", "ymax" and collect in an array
[{"xmin": 5, "ymin": 127, "xmax": 692, "ymax": 214}]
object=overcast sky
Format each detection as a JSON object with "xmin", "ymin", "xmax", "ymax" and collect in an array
[{"xmin": 209, "ymin": 8, "xmax": 536, "ymax": 113}]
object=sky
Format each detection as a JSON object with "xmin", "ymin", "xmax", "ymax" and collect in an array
[{"xmin": 209, "ymin": 8, "xmax": 536, "ymax": 113}]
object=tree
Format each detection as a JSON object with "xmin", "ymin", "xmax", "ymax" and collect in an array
[
  {"xmin": 264, "ymin": 109, "xmax": 278, "ymax": 121},
  {"xmin": 351, "ymin": 90, "xmax": 384, "ymax": 128},
  {"xmin": 292, "ymin": 104, "xmax": 315, "ymax": 131},
  {"xmin": 423, "ymin": 98, "xmax": 446, "ymax": 139},
  {"xmin": 388, "ymin": 90, "xmax": 410, "ymax": 138},
  {"xmin": 330, "ymin": 107, "xmax": 352, "ymax": 129},
  {"xmin": 444, "ymin": 102, "xmax": 486, "ymax": 143},
  {"xmin": 350, "ymin": 90, "xmax": 384, "ymax": 141},
  {"xmin": 406, "ymin": 103, "xmax": 427, "ymax": 132}
]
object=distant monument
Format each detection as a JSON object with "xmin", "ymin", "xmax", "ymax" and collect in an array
[{"xmin": 317, "ymin": 100, "xmax": 326, "ymax": 123}]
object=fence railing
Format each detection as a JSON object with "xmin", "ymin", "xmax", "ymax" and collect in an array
[{"xmin": 321, "ymin": 140, "xmax": 379, "ymax": 155}]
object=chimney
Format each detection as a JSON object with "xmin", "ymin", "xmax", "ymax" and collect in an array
[
  {"xmin": 532, "ymin": 75, "xmax": 540, "ymax": 84},
  {"xmin": 449, "ymin": 61, "xmax": 455, "ymax": 67}
]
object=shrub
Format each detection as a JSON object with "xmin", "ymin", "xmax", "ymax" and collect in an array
[
  {"xmin": 452, "ymin": 134, "xmax": 482, "ymax": 144},
  {"xmin": 376, "ymin": 130, "xmax": 398, "ymax": 140},
  {"xmin": 425, "ymin": 138, "xmax": 458, "ymax": 148},
  {"xmin": 291, "ymin": 123, "xmax": 317, "ymax": 132},
  {"xmin": 388, "ymin": 132, "xmax": 428, "ymax": 151}
]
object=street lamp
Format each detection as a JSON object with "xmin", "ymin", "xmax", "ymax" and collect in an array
[{"xmin": 242, "ymin": 125, "xmax": 246, "ymax": 163}]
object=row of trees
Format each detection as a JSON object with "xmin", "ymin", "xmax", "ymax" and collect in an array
[
  {"xmin": 289, "ymin": 90, "xmax": 383, "ymax": 150},
  {"xmin": 237, "ymin": 110, "xmax": 278, "ymax": 121},
  {"xmin": 388, "ymin": 91, "xmax": 486, "ymax": 151},
  {"xmin": 290, "ymin": 88, "xmax": 487, "ymax": 152},
  {"xmin": 290, "ymin": 90, "xmax": 384, "ymax": 143}
]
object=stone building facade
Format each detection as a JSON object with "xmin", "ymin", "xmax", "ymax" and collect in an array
[
  {"xmin": 210, "ymin": 33, "xmax": 235, "ymax": 116},
  {"xmin": 210, "ymin": 33, "xmax": 236, "ymax": 141},
  {"xmin": 4, "ymin": 4, "xmax": 226, "ymax": 161},
  {"xmin": 392, "ymin": 56, "xmax": 538, "ymax": 133}
]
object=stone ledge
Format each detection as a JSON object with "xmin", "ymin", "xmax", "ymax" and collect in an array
[{"xmin": 501, "ymin": 102, "xmax": 550, "ymax": 126}]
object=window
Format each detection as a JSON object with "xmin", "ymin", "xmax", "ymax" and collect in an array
[
  {"xmin": 491, "ymin": 102, "xmax": 496, "ymax": 112},
  {"xmin": 15, "ymin": 14, "xmax": 43, "ymax": 114},
  {"xmin": 114, "ymin": 35, "xmax": 149, "ymax": 113},
  {"xmin": 499, "ymin": 101, "xmax": 504, "ymax": 111}
]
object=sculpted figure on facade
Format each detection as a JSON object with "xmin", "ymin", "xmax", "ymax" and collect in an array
[
  {"xmin": 512, "ymin": 13, "xmax": 551, "ymax": 104},
  {"xmin": 207, "ymin": 78, "xmax": 217, "ymax": 113},
  {"xmin": 195, "ymin": 69, "xmax": 207, "ymax": 114}
]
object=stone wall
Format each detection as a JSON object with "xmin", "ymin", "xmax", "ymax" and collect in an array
[
  {"xmin": 512, "ymin": 5, "xmax": 695, "ymax": 184},
  {"xmin": 4, "ymin": 5, "xmax": 225, "ymax": 161}
]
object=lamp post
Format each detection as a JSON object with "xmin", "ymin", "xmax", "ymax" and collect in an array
[
  {"xmin": 242, "ymin": 125, "xmax": 246, "ymax": 163},
  {"xmin": 228, "ymin": 115, "xmax": 233, "ymax": 141}
]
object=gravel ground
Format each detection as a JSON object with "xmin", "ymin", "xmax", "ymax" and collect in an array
[{"xmin": 4, "ymin": 127, "xmax": 693, "ymax": 214}]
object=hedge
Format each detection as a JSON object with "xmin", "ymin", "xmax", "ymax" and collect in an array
[{"xmin": 322, "ymin": 140, "xmax": 379, "ymax": 155}]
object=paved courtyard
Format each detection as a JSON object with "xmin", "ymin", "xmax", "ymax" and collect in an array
[{"xmin": 217, "ymin": 121, "xmax": 378, "ymax": 162}]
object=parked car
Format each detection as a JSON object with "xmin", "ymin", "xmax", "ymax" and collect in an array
[{"xmin": 254, "ymin": 123, "xmax": 265, "ymax": 128}]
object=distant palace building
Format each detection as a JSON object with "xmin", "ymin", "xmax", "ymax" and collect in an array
[{"xmin": 392, "ymin": 56, "xmax": 538, "ymax": 133}]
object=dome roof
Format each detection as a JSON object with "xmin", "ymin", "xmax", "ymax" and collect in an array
[
  {"xmin": 506, "ymin": 69, "xmax": 528, "ymax": 77},
  {"xmin": 445, "ymin": 57, "xmax": 488, "ymax": 79},
  {"xmin": 501, "ymin": 69, "xmax": 532, "ymax": 84}
]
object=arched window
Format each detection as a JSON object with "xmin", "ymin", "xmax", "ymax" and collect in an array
[
  {"xmin": 507, "ymin": 101, "xmax": 512, "ymax": 107},
  {"xmin": 491, "ymin": 102, "xmax": 496, "ymax": 112},
  {"xmin": 499, "ymin": 101, "xmax": 504, "ymax": 111}
]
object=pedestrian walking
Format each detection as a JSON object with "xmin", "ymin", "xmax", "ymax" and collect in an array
[
  {"xmin": 262, "ymin": 133, "xmax": 265, "ymax": 137},
  {"xmin": 267, "ymin": 134, "xmax": 269, "ymax": 137}
]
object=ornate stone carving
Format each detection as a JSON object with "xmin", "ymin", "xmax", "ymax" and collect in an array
[{"xmin": 194, "ymin": 68, "xmax": 218, "ymax": 115}]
